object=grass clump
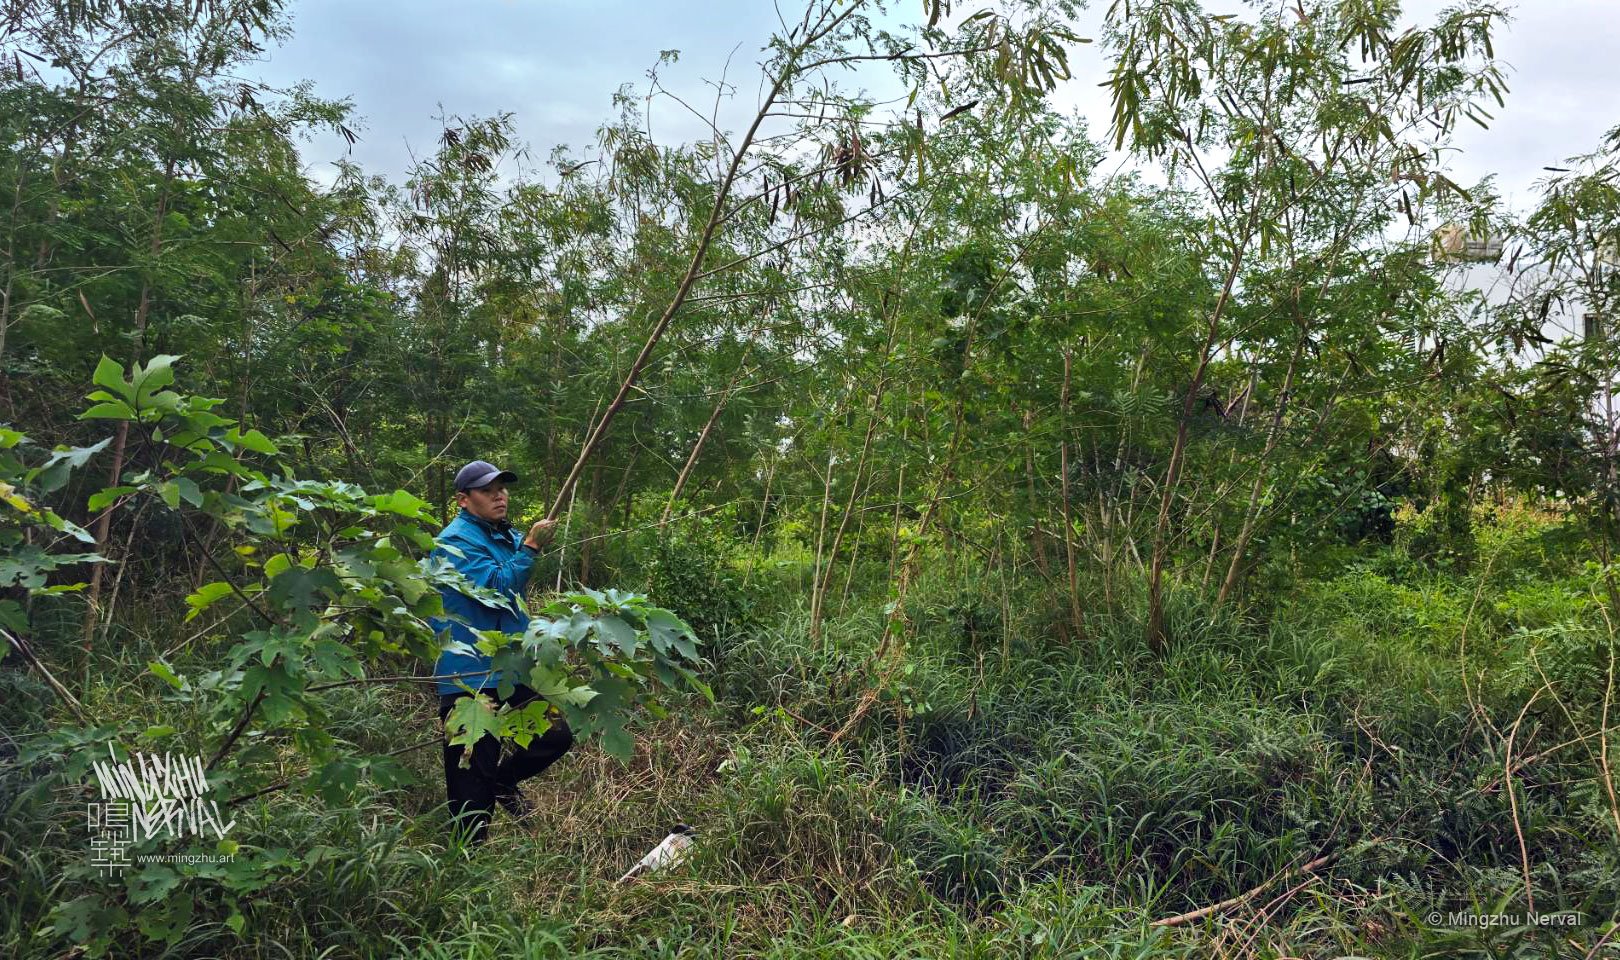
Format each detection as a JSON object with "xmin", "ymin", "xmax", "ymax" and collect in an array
[{"xmin": 4, "ymin": 505, "xmax": 1618, "ymax": 957}]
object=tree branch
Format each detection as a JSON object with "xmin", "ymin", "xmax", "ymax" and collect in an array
[{"xmin": 2, "ymin": 627, "xmax": 88, "ymax": 723}]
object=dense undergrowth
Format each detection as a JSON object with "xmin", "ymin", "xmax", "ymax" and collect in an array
[
  {"xmin": 3, "ymin": 500, "xmax": 1617, "ymax": 958},
  {"xmin": 6, "ymin": 0, "xmax": 1618, "ymax": 955}
]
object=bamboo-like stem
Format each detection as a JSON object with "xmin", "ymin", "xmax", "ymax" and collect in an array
[
  {"xmin": 1601, "ymin": 621, "xmax": 1620, "ymax": 842},
  {"xmin": 1023, "ymin": 407, "xmax": 1050, "ymax": 577},
  {"xmin": 554, "ymin": 472, "xmax": 580, "ymax": 593},
  {"xmin": 541, "ymin": 2, "xmax": 862, "ymax": 526},
  {"xmin": 96, "ymin": 497, "xmax": 149, "ymax": 648},
  {"xmin": 835, "ymin": 516, "xmax": 866, "ymax": 618},
  {"xmin": 1213, "ymin": 331, "xmax": 1305, "ymax": 609},
  {"xmin": 809, "ymin": 230, "xmax": 916, "ymax": 638},
  {"xmin": 812, "ymin": 402, "xmax": 881, "ymax": 635},
  {"xmin": 1144, "ymin": 208, "xmax": 1256, "ymax": 653},
  {"xmin": 1152, "ymin": 851, "xmax": 1341, "ymax": 927},
  {"xmin": 808, "ymin": 444, "xmax": 836, "ymax": 646},
  {"xmin": 829, "ymin": 235, "xmax": 1032, "ymax": 745},
  {"xmin": 660, "ymin": 338, "xmax": 758, "ymax": 525},
  {"xmin": 1504, "ymin": 686, "xmax": 1544, "ymax": 916},
  {"xmin": 836, "ymin": 469, "xmax": 881, "ymax": 617},
  {"xmin": 887, "ymin": 388, "xmax": 909, "ymax": 585},
  {"xmin": 1058, "ymin": 349, "xmax": 1084, "ymax": 640},
  {"xmin": 741, "ymin": 453, "xmax": 779, "ymax": 590}
]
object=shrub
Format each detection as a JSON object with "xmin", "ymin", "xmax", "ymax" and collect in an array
[{"xmin": 617, "ymin": 508, "xmax": 762, "ymax": 649}]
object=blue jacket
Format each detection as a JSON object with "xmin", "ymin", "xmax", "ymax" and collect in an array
[{"xmin": 430, "ymin": 508, "xmax": 537, "ymax": 694}]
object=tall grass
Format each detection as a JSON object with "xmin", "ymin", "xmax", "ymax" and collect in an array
[{"xmin": 2, "ymin": 504, "xmax": 1617, "ymax": 957}]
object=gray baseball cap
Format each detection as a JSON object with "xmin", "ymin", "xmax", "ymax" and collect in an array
[{"xmin": 454, "ymin": 460, "xmax": 518, "ymax": 492}]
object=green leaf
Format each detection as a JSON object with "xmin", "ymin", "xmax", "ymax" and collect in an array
[
  {"xmin": 240, "ymin": 661, "xmax": 303, "ymax": 724},
  {"xmin": 0, "ymin": 546, "xmax": 101, "ymax": 590},
  {"xmin": 400, "ymin": 525, "xmax": 437, "ymax": 552},
  {"xmin": 506, "ymin": 701, "xmax": 553, "ymax": 748},
  {"xmin": 562, "ymin": 612, "xmax": 592, "ymax": 644},
  {"xmin": 184, "ymin": 581, "xmax": 235, "ymax": 621},
  {"xmin": 646, "ymin": 607, "xmax": 700, "ymax": 660},
  {"xmin": 129, "ymin": 863, "xmax": 182, "ymax": 905},
  {"xmin": 87, "ymin": 486, "xmax": 137, "ymax": 511},
  {"xmin": 29, "ymin": 437, "xmax": 111, "ymax": 493},
  {"xmin": 0, "ymin": 599, "xmax": 27, "ymax": 634},
  {"xmin": 264, "ymin": 566, "xmax": 339, "ymax": 613},
  {"xmin": 444, "ymin": 694, "xmax": 501, "ymax": 755},
  {"xmin": 371, "ymin": 489, "xmax": 431, "ymax": 517},
  {"xmin": 600, "ymin": 724, "xmax": 634, "ymax": 761},
  {"xmin": 91, "ymin": 355, "xmax": 128, "ymax": 397},
  {"xmin": 79, "ymin": 401, "xmax": 135, "ymax": 421},
  {"xmin": 309, "ymin": 638, "xmax": 362, "ymax": 680},
  {"xmin": 225, "ymin": 427, "xmax": 279, "ymax": 455},
  {"xmin": 526, "ymin": 665, "xmax": 599, "ymax": 707},
  {"xmin": 173, "ymin": 477, "xmax": 202, "ymax": 507},
  {"xmin": 314, "ymin": 758, "xmax": 362, "ymax": 804},
  {"xmin": 34, "ymin": 582, "xmax": 88, "ymax": 594},
  {"xmin": 676, "ymin": 665, "xmax": 715, "ymax": 704},
  {"xmin": 148, "ymin": 660, "xmax": 184, "ymax": 690},
  {"xmin": 595, "ymin": 615, "xmax": 637, "ymax": 655},
  {"xmin": 133, "ymin": 354, "xmax": 178, "ymax": 399},
  {"xmin": 0, "ymin": 481, "xmax": 31, "ymax": 513},
  {"xmin": 368, "ymin": 757, "xmax": 415, "ymax": 791},
  {"xmin": 179, "ymin": 409, "xmax": 232, "ymax": 432},
  {"xmin": 42, "ymin": 509, "xmax": 96, "ymax": 543}
]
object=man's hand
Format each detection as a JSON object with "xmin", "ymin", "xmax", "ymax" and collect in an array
[{"xmin": 523, "ymin": 518, "xmax": 559, "ymax": 551}]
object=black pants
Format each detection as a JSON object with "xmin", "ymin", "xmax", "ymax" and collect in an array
[{"xmin": 438, "ymin": 684, "xmax": 573, "ymax": 844}]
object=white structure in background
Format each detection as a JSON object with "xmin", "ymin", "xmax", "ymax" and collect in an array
[
  {"xmin": 1432, "ymin": 222, "xmax": 1504, "ymax": 264},
  {"xmin": 1585, "ymin": 238, "xmax": 1620, "ymax": 342},
  {"xmin": 1433, "ymin": 221, "xmax": 1600, "ymax": 346}
]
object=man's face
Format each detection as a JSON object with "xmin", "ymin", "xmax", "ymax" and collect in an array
[{"xmin": 458, "ymin": 481, "xmax": 510, "ymax": 522}]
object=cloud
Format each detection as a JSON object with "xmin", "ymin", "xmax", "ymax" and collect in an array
[
  {"xmin": 257, "ymin": 0, "xmax": 787, "ymax": 178},
  {"xmin": 1407, "ymin": 0, "xmax": 1620, "ymax": 209},
  {"xmin": 256, "ymin": 0, "xmax": 1620, "ymax": 218}
]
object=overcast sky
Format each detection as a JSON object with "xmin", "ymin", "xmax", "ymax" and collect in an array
[{"xmin": 254, "ymin": 0, "xmax": 1619, "ymax": 215}]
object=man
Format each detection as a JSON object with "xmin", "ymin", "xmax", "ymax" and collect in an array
[{"xmin": 430, "ymin": 459, "xmax": 573, "ymax": 844}]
